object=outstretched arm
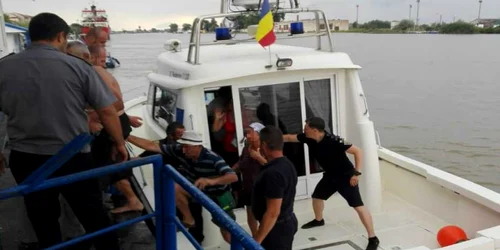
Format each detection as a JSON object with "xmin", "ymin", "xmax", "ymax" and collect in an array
[
  {"xmin": 127, "ymin": 135, "xmax": 161, "ymax": 153},
  {"xmin": 283, "ymin": 134, "xmax": 299, "ymax": 143}
]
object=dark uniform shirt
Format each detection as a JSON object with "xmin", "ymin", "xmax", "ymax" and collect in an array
[
  {"xmin": 297, "ymin": 133, "xmax": 353, "ymax": 179},
  {"xmin": 160, "ymin": 144, "xmax": 236, "ymax": 195},
  {"xmin": 0, "ymin": 43, "xmax": 115, "ymax": 155},
  {"xmin": 252, "ymin": 156, "xmax": 297, "ymax": 221}
]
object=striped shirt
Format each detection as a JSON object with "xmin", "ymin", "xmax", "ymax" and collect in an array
[{"xmin": 160, "ymin": 144, "xmax": 235, "ymax": 195}]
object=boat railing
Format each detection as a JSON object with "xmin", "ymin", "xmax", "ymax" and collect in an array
[
  {"xmin": 0, "ymin": 133, "xmax": 263, "ymax": 250},
  {"xmin": 187, "ymin": 8, "xmax": 334, "ymax": 64}
]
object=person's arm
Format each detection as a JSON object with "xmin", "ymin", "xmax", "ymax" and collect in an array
[
  {"xmin": 339, "ymin": 139, "xmax": 362, "ymax": 187},
  {"xmin": 127, "ymin": 135, "xmax": 161, "ymax": 153},
  {"xmin": 254, "ymin": 172, "xmax": 285, "ymax": 244},
  {"xmin": 346, "ymin": 145, "xmax": 363, "ymax": 173},
  {"xmin": 283, "ymin": 134, "xmax": 299, "ymax": 143},
  {"xmin": 195, "ymin": 157, "xmax": 238, "ymax": 190},
  {"xmin": 0, "ymin": 153, "xmax": 5, "ymax": 176},
  {"xmin": 254, "ymin": 198, "xmax": 282, "ymax": 244},
  {"xmin": 94, "ymin": 66, "xmax": 124, "ymax": 111}
]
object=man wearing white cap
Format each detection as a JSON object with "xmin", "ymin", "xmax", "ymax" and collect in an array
[
  {"xmin": 127, "ymin": 130, "xmax": 238, "ymax": 243},
  {"xmin": 232, "ymin": 122, "xmax": 267, "ymax": 237}
]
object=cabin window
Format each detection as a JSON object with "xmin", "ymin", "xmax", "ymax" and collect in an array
[
  {"xmin": 239, "ymin": 82, "xmax": 306, "ymax": 177},
  {"xmin": 152, "ymin": 86, "xmax": 178, "ymax": 130},
  {"xmin": 304, "ymin": 78, "xmax": 334, "ymax": 174}
]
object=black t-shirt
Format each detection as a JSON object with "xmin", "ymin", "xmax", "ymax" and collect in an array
[
  {"xmin": 251, "ymin": 157, "xmax": 297, "ymax": 222},
  {"xmin": 297, "ymin": 133, "xmax": 354, "ymax": 179}
]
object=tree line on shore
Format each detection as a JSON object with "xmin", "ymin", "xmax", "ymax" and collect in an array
[
  {"xmin": 352, "ymin": 19, "xmax": 500, "ymax": 34},
  {"xmin": 5, "ymin": 13, "xmax": 499, "ymax": 35}
]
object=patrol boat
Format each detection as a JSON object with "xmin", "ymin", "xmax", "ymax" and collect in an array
[{"xmin": 123, "ymin": 0, "xmax": 500, "ymax": 249}]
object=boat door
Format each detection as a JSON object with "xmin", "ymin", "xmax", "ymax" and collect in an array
[{"xmin": 230, "ymin": 75, "xmax": 340, "ymax": 199}]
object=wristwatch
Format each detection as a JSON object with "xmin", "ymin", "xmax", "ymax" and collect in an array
[{"xmin": 353, "ymin": 170, "xmax": 362, "ymax": 176}]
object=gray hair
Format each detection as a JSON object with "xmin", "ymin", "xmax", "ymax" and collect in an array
[{"xmin": 67, "ymin": 41, "xmax": 89, "ymax": 58}]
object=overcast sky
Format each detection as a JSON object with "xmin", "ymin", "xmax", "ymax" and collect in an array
[{"xmin": 3, "ymin": 0, "xmax": 499, "ymax": 30}]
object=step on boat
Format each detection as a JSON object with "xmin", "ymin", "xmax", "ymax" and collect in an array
[{"xmin": 124, "ymin": 0, "xmax": 500, "ymax": 249}]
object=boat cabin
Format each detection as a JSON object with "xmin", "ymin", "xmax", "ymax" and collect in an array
[{"xmin": 144, "ymin": 42, "xmax": 382, "ymax": 204}]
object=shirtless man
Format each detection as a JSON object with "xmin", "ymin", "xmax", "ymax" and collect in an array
[{"xmin": 88, "ymin": 44, "xmax": 144, "ymax": 213}]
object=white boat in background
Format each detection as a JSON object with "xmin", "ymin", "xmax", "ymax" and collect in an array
[{"xmin": 123, "ymin": 0, "xmax": 500, "ymax": 249}]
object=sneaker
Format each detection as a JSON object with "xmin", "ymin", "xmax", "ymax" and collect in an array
[
  {"xmin": 366, "ymin": 236, "xmax": 380, "ymax": 250},
  {"xmin": 301, "ymin": 219, "xmax": 325, "ymax": 229}
]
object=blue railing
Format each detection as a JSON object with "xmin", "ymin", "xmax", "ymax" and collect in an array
[{"xmin": 0, "ymin": 133, "xmax": 264, "ymax": 250}]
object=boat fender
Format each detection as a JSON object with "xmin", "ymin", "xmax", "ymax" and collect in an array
[{"xmin": 437, "ymin": 225, "xmax": 467, "ymax": 247}]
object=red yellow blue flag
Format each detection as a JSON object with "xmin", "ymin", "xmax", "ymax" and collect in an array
[{"xmin": 255, "ymin": 0, "xmax": 276, "ymax": 47}]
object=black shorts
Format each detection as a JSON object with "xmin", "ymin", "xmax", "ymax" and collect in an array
[
  {"xmin": 91, "ymin": 113, "xmax": 133, "ymax": 186},
  {"xmin": 239, "ymin": 189, "xmax": 252, "ymax": 207},
  {"xmin": 312, "ymin": 175, "xmax": 364, "ymax": 207},
  {"xmin": 261, "ymin": 214, "xmax": 297, "ymax": 250}
]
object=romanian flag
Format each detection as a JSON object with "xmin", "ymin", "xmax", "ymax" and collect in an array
[{"xmin": 255, "ymin": 0, "xmax": 276, "ymax": 47}]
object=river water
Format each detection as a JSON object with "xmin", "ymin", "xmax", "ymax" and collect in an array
[{"xmin": 107, "ymin": 32, "xmax": 500, "ymax": 192}]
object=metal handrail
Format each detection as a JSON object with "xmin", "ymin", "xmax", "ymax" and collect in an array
[
  {"xmin": 187, "ymin": 8, "xmax": 334, "ymax": 64},
  {"xmin": 0, "ymin": 133, "xmax": 263, "ymax": 250},
  {"xmin": 164, "ymin": 164, "xmax": 264, "ymax": 250}
]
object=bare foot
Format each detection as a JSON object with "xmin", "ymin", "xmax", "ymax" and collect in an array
[{"xmin": 111, "ymin": 201, "xmax": 144, "ymax": 214}]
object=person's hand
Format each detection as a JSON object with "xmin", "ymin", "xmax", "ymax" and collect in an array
[
  {"xmin": 194, "ymin": 178, "xmax": 215, "ymax": 190},
  {"xmin": 112, "ymin": 143, "xmax": 128, "ymax": 163},
  {"xmin": 350, "ymin": 175, "xmax": 359, "ymax": 186},
  {"xmin": 214, "ymin": 109, "xmax": 226, "ymax": 121},
  {"xmin": 129, "ymin": 116, "xmax": 143, "ymax": 128},
  {"xmin": 249, "ymin": 148, "xmax": 262, "ymax": 160},
  {"xmin": 89, "ymin": 121, "xmax": 103, "ymax": 134}
]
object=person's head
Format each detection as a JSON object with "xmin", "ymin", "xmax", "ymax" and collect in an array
[
  {"xmin": 245, "ymin": 122, "xmax": 265, "ymax": 145},
  {"xmin": 259, "ymin": 126, "xmax": 284, "ymax": 160},
  {"xmin": 177, "ymin": 130, "xmax": 203, "ymax": 160},
  {"xmin": 84, "ymin": 27, "xmax": 108, "ymax": 46},
  {"xmin": 66, "ymin": 41, "xmax": 91, "ymax": 62},
  {"xmin": 256, "ymin": 103, "xmax": 274, "ymax": 123},
  {"xmin": 166, "ymin": 122, "xmax": 185, "ymax": 141},
  {"xmin": 89, "ymin": 44, "xmax": 107, "ymax": 67},
  {"xmin": 304, "ymin": 117, "xmax": 325, "ymax": 139},
  {"xmin": 29, "ymin": 13, "xmax": 70, "ymax": 52}
]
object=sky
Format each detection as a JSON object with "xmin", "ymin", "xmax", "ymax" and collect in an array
[{"xmin": 2, "ymin": 0, "xmax": 499, "ymax": 30}]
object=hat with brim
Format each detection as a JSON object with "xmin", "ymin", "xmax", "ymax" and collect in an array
[
  {"xmin": 248, "ymin": 122, "xmax": 265, "ymax": 133},
  {"xmin": 177, "ymin": 130, "xmax": 203, "ymax": 146}
]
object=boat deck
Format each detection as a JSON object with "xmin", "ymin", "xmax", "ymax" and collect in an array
[{"xmin": 178, "ymin": 191, "xmax": 448, "ymax": 250}]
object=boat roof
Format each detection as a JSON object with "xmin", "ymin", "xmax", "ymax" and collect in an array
[{"xmin": 149, "ymin": 43, "xmax": 361, "ymax": 90}]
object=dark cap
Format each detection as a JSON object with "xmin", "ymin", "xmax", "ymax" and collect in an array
[{"xmin": 306, "ymin": 117, "xmax": 325, "ymax": 131}]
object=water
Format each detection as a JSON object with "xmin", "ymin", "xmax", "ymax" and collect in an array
[{"xmin": 108, "ymin": 32, "xmax": 500, "ymax": 192}]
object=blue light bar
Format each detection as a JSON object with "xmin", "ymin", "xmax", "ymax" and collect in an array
[{"xmin": 290, "ymin": 22, "xmax": 304, "ymax": 35}]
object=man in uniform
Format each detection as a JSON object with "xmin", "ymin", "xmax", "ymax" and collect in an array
[
  {"xmin": 0, "ymin": 13, "xmax": 126, "ymax": 249},
  {"xmin": 283, "ymin": 117, "xmax": 379, "ymax": 250},
  {"xmin": 127, "ymin": 130, "xmax": 238, "ymax": 243},
  {"xmin": 251, "ymin": 126, "xmax": 298, "ymax": 249}
]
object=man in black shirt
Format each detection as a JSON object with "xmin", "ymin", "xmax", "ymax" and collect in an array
[
  {"xmin": 252, "ymin": 126, "xmax": 298, "ymax": 249},
  {"xmin": 283, "ymin": 117, "xmax": 379, "ymax": 250}
]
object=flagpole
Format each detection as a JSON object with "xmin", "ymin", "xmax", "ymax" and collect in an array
[{"xmin": 268, "ymin": 45, "xmax": 272, "ymax": 67}]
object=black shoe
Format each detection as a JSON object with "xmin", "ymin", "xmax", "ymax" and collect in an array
[
  {"xmin": 366, "ymin": 236, "xmax": 380, "ymax": 250},
  {"xmin": 301, "ymin": 219, "xmax": 325, "ymax": 229}
]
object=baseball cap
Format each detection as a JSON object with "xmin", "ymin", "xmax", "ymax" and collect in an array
[
  {"xmin": 248, "ymin": 122, "xmax": 265, "ymax": 133},
  {"xmin": 177, "ymin": 130, "xmax": 203, "ymax": 146}
]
